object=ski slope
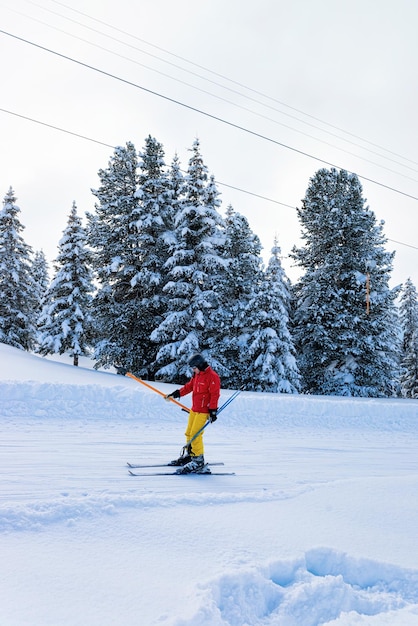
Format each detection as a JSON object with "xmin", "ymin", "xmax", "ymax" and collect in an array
[{"xmin": 1, "ymin": 343, "xmax": 418, "ymax": 625}]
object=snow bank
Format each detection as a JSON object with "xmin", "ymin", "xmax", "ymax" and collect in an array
[
  {"xmin": 2, "ymin": 343, "xmax": 418, "ymax": 626},
  {"xmin": 171, "ymin": 549, "xmax": 418, "ymax": 626}
]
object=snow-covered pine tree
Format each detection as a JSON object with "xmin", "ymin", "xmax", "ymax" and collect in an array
[
  {"xmin": 246, "ymin": 238, "xmax": 300, "ymax": 393},
  {"xmin": 399, "ymin": 277, "xmax": 418, "ymax": 398},
  {"xmin": 291, "ymin": 168, "xmax": 400, "ymax": 397},
  {"xmin": 213, "ymin": 204, "xmax": 264, "ymax": 387},
  {"xmin": 151, "ymin": 138, "xmax": 225, "ymax": 382},
  {"xmin": 32, "ymin": 250, "xmax": 49, "ymax": 305},
  {"xmin": 0, "ymin": 187, "xmax": 37, "ymax": 351},
  {"xmin": 38, "ymin": 202, "xmax": 94, "ymax": 366},
  {"xmin": 32, "ymin": 250, "xmax": 50, "ymax": 349},
  {"xmin": 148, "ymin": 152, "xmax": 186, "ymax": 368},
  {"xmin": 167, "ymin": 152, "xmax": 185, "ymax": 214},
  {"xmin": 88, "ymin": 142, "xmax": 141, "ymax": 372},
  {"xmin": 127, "ymin": 135, "xmax": 176, "ymax": 376}
]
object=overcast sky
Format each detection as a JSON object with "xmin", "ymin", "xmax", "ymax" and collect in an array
[{"xmin": 1, "ymin": 0, "xmax": 417, "ymax": 291}]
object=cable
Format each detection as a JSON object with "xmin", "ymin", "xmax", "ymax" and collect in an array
[
  {"xmin": 215, "ymin": 180, "xmax": 296, "ymax": 209},
  {"xmin": 1, "ymin": 28, "xmax": 418, "ymax": 204},
  {"xmin": 1, "ymin": 105, "xmax": 417, "ymax": 254},
  {"xmin": 6, "ymin": 5, "xmax": 418, "ymax": 184},
  {"xmin": 0, "ymin": 107, "xmax": 114, "ymax": 148},
  {"xmin": 0, "ymin": 105, "xmax": 290, "ymax": 207},
  {"xmin": 386, "ymin": 239, "xmax": 418, "ymax": 251},
  {"xmin": 47, "ymin": 0, "xmax": 418, "ymax": 168},
  {"xmin": 13, "ymin": 0, "xmax": 418, "ymax": 177}
]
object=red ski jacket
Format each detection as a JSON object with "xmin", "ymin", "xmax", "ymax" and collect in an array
[{"xmin": 179, "ymin": 366, "xmax": 220, "ymax": 413}]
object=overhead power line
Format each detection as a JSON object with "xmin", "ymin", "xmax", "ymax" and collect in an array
[
  {"xmin": 0, "ymin": 105, "xmax": 290, "ymax": 207},
  {"xmin": 47, "ymin": 0, "xmax": 418, "ymax": 169},
  {"xmin": 12, "ymin": 0, "xmax": 418, "ymax": 179},
  {"xmin": 0, "ymin": 107, "xmax": 114, "ymax": 148},
  {"xmin": 1, "ymin": 105, "xmax": 417, "ymax": 253},
  {"xmin": 1, "ymin": 28, "xmax": 418, "ymax": 204}
]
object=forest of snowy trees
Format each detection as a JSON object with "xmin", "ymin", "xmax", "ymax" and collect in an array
[{"xmin": 1, "ymin": 136, "xmax": 418, "ymax": 397}]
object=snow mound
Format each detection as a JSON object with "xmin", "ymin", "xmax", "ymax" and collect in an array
[
  {"xmin": 171, "ymin": 548, "xmax": 418, "ymax": 626},
  {"xmin": 0, "ymin": 486, "xmax": 312, "ymax": 532}
]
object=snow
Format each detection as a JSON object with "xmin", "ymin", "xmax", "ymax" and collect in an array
[{"xmin": 1, "ymin": 343, "xmax": 418, "ymax": 626}]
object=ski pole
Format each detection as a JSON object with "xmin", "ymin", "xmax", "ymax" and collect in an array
[
  {"xmin": 179, "ymin": 388, "xmax": 242, "ymax": 456},
  {"xmin": 218, "ymin": 388, "xmax": 242, "ymax": 413},
  {"xmin": 180, "ymin": 420, "xmax": 211, "ymax": 457},
  {"xmin": 126, "ymin": 372, "xmax": 190, "ymax": 412}
]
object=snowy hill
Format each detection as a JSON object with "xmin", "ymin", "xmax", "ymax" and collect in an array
[{"xmin": 1, "ymin": 343, "xmax": 418, "ymax": 625}]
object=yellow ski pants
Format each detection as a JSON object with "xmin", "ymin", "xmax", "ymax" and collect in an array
[{"xmin": 185, "ymin": 410, "xmax": 209, "ymax": 457}]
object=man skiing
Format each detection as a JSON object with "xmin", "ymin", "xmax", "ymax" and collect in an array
[{"xmin": 165, "ymin": 353, "xmax": 220, "ymax": 474}]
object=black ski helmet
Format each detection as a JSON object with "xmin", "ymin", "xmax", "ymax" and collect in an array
[{"xmin": 188, "ymin": 353, "xmax": 208, "ymax": 371}]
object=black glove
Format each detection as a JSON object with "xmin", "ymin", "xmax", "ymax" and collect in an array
[
  {"xmin": 209, "ymin": 409, "xmax": 218, "ymax": 423},
  {"xmin": 116, "ymin": 366, "xmax": 127, "ymax": 376},
  {"xmin": 164, "ymin": 389, "xmax": 180, "ymax": 401}
]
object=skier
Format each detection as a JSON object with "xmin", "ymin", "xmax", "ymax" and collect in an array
[{"xmin": 165, "ymin": 353, "xmax": 220, "ymax": 473}]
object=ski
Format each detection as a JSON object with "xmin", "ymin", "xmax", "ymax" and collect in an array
[
  {"xmin": 127, "ymin": 461, "xmax": 224, "ymax": 469},
  {"xmin": 128, "ymin": 469, "xmax": 235, "ymax": 476}
]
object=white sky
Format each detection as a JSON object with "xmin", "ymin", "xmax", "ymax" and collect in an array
[{"xmin": 1, "ymin": 0, "xmax": 418, "ymax": 289}]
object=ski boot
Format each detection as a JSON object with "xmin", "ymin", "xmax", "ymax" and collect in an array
[{"xmin": 176, "ymin": 455, "xmax": 205, "ymax": 474}]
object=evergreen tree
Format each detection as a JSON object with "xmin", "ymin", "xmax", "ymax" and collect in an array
[
  {"xmin": 167, "ymin": 153, "xmax": 186, "ymax": 216},
  {"xmin": 88, "ymin": 142, "xmax": 141, "ymax": 371},
  {"xmin": 246, "ymin": 239, "xmax": 300, "ymax": 392},
  {"xmin": 151, "ymin": 138, "xmax": 225, "ymax": 382},
  {"xmin": 399, "ymin": 277, "xmax": 418, "ymax": 398},
  {"xmin": 32, "ymin": 249, "xmax": 50, "ymax": 348},
  {"xmin": 128, "ymin": 135, "xmax": 176, "ymax": 376},
  {"xmin": 291, "ymin": 168, "xmax": 400, "ymax": 397},
  {"xmin": 88, "ymin": 138, "xmax": 176, "ymax": 376},
  {"xmin": 38, "ymin": 202, "xmax": 94, "ymax": 365},
  {"xmin": 214, "ymin": 204, "xmax": 264, "ymax": 387},
  {"xmin": 32, "ymin": 250, "xmax": 49, "ymax": 307},
  {"xmin": 0, "ymin": 187, "xmax": 37, "ymax": 351}
]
